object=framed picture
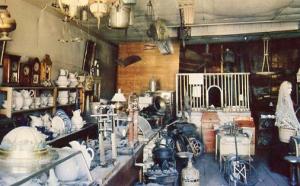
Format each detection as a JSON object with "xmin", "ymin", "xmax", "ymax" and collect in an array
[
  {"xmin": 0, "ymin": 41, "xmax": 6, "ymax": 66},
  {"xmin": 82, "ymin": 40, "xmax": 96, "ymax": 73}
]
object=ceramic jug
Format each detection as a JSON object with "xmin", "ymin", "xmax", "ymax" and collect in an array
[
  {"xmin": 13, "ymin": 91, "xmax": 24, "ymax": 110},
  {"xmin": 21, "ymin": 90, "xmax": 34, "ymax": 109},
  {"xmin": 68, "ymin": 72, "xmax": 78, "ymax": 80},
  {"xmin": 59, "ymin": 69, "xmax": 69, "ymax": 76},
  {"xmin": 68, "ymin": 73, "xmax": 78, "ymax": 87},
  {"xmin": 71, "ymin": 109, "xmax": 84, "ymax": 129},
  {"xmin": 29, "ymin": 115, "xmax": 43, "ymax": 128},
  {"xmin": 57, "ymin": 69, "xmax": 69, "ymax": 86},
  {"xmin": 54, "ymin": 147, "xmax": 80, "ymax": 181},
  {"xmin": 21, "ymin": 89, "xmax": 34, "ymax": 99},
  {"xmin": 40, "ymin": 94, "xmax": 48, "ymax": 107},
  {"xmin": 69, "ymin": 141, "xmax": 94, "ymax": 178},
  {"xmin": 41, "ymin": 113, "xmax": 52, "ymax": 129}
]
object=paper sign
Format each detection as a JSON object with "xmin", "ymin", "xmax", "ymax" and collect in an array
[{"xmin": 189, "ymin": 74, "xmax": 203, "ymax": 85}]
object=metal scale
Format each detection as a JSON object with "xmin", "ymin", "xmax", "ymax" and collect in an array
[{"xmin": 91, "ymin": 105, "xmax": 118, "ymax": 166}]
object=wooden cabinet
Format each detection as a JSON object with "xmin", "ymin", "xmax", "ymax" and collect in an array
[{"xmin": 0, "ymin": 86, "xmax": 83, "ymax": 118}]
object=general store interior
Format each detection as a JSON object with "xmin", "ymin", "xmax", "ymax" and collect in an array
[{"xmin": 0, "ymin": 0, "xmax": 300, "ymax": 185}]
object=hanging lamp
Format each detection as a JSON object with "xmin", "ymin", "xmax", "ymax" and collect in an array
[
  {"xmin": 58, "ymin": 0, "xmax": 89, "ymax": 19},
  {"xmin": 89, "ymin": 0, "xmax": 108, "ymax": 29},
  {"xmin": 256, "ymin": 36, "xmax": 275, "ymax": 75},
  {"xmin": 0, "ymin": 5, "xmax": 16, "ymax": 41}
]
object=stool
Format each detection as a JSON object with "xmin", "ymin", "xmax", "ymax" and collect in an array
[{"xmin": 284, "ymin": 156, "xmax": 300, "ymax": 186}]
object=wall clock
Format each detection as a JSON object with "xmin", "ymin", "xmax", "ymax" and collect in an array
[
  {"xmin": 40, "ymin": 54, "xmax": 52, "ymax": 86},
  {"xmin": 30, "ymin": 58, "xmax": 41, "ymax": 86},
  {"xmin": 19, "ymin": 62, "xmax": 31, "ymax": 86},
  {"xmin": 2, "ymin": 54, "xmax": 21, "ymax": 85}
]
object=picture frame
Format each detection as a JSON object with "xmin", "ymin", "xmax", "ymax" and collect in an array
[
  {"xmin": 0, "ymin": 41, "xmax": 6, "ymax": 66},
  {"xmin": 82, "ymin": 40, "xmax": 96, "ymax": 73}
]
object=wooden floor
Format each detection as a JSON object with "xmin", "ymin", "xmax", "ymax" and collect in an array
[{"xmin": 194, "ymin": 153, "xmax": 289, "ymax": 186}]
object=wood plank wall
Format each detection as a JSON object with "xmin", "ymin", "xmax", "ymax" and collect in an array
[{"xmin": 117, "ymin": 42, "xmax": 179, "ymax": 96}]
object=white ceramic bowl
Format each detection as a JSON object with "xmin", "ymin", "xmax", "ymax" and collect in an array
[
  {"xmin": 56, "ymin": 80, "xmax": 70, "ymax": 87},
  {"xmin": 1, "ymin": 126, "xmax": 46, "ymax": 152}
]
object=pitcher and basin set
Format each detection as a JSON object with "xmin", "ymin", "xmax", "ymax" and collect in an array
[{"xmin": 56, "ymin": 69, "xmax": 79, "ymax": 88}]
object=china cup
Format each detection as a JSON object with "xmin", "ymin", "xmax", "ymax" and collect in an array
[{"xmin": 34, "ymin": 97, "xmax": 41, "ymax": 108}]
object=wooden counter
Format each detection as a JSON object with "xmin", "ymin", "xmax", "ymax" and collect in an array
[{"xmin": 91, "ymin": 144, "xmax": 144, "ymax": 186}]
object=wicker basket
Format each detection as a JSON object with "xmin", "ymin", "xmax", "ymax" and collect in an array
[{"xmin": 278, "ymin": 127, "xmax": 296, "ymax": 143}]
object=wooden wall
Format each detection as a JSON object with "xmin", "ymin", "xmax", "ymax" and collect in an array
[{"xmin": 117, "ymin": 42, "xmax": 179, "ymax": 96}]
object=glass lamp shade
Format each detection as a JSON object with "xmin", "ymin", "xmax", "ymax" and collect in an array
[
  {"xmin": 0, "ymin": 5, "xmax": 16, "ymax": 41},
  {"xmin": 89, "ymin": 2, "xmax": 108, "ymax": 29},
  {"xmin": 111, "ymin": 89, "xmax": 126, "ymax": 102},
  {"xmin": 58, "ymin": 0, "xmax": 88, "ymax": 19}
]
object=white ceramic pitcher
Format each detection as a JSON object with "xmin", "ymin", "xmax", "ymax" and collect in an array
[
  {"xmin": 13, "ymin": 91, "xmax": 24, "ymax": 110},
  {"xmin": 71, "ymin": 109, "xmax": 84, "ymax": 130},
  {"xmin": 69, "ymin": 140, "xmax": 94, "ymax": 178}
]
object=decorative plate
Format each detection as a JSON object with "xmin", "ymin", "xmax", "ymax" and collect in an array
[{"xmin": 55, "ymin": 109, "xmax": 72, "ymax": 132}]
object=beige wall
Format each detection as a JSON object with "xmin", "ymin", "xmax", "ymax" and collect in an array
[
  {"xmin": 4, "ymin": 0, "xmax": 117, "ymax": 99},
  {"xmin": 117, "ymin": 42, "xmax": 179, "ymax": 97}
]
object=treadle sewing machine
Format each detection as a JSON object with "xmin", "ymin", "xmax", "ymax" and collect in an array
[
  {"xmin": 217, "ymin": 123, "xmax": 258, "ymax": 186},
  {"xmin": 215, "ymin": 122, "xmax": 254, "ymax": 169}
]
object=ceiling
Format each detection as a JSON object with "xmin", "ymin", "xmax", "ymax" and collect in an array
[{"xmin": 26, "ymin": 0, "xmax": 300, "ymax": 44}]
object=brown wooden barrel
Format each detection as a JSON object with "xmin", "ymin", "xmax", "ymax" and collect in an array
[
  {"xmin": 201, "ymin": 112, "xmax": 220, "ymax": 153},
  {"xmin": 202, "ymin": 128, "xmax": 216, "ymax": 153}
]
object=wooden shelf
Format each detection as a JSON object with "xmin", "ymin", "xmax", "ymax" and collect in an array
[
  {"xmin": 57, "ymin": 87, "xmax": 79, "ymax": 90},
  {"xmin": 11, "ymin": 106, "xmax": 54, "ymax": 114},
  {"xmin": 56, "ymin": 103, "xmax": 76, "ymax": 107},
  {"xmin": 0, "ymin": 86, "xmax": 55, "ymax": 90},
  {"xmin": 0, "ymin": 86, "xmax": 83, "ymax": 118}
]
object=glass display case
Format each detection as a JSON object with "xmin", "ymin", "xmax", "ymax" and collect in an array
[{"xmin": 0, "ymin": 148, "xmax": 94, "ymax": 185}]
